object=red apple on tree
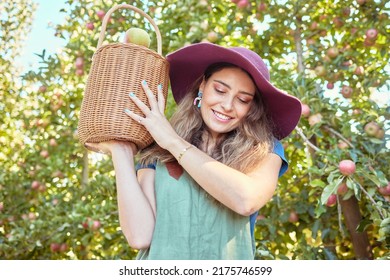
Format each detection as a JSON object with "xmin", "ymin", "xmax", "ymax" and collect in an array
[
  {"xmin": 96, "ymin": 10, "xmax": 105, "ymax": 20},
  {"xmin": 86, "ymin": 22, "xmax": 94, "ymax": 30},
  {"xmin": 327, "ymin": 47, "xmax": 339, "ymax": 59},
  {"xmin": 365, "ymin": 28, "xmax": 378, "ymax": 41},
  {"xmin": 378, "ymin": 182, "xmax": 390, "ymax": 196},
  {"xmin": 327, "ymin": 82, "xmax": 334, "ymax": 90},
  {"xmin": 31, "ymin": 180, "xmax": 40, "ymax": 190},
  {"xmin": 337, "ymin": 140, "xmax": 349, "ymax": 150},
  {"xmin": 288, "ymin": 210, "xmax": 299, "ymax": 223},
  {"xmin": 326, "ymin": 194, "xmax": 337, "ymax": 207},
  {"xmin": 319, "ymin": 15, "xmax": 327, "ymax": 21},
  {"xmin": 354, "ymin": 66, "xmax": 364, "ymax": 76},
  {"xmin": 341, "ymin": 85, "xmax": 353, "ymax": 98},
  {"xmin": 75, "ymin": 57, "xmax": 84, "ymax": 69},
  {"xmin": 40, "ymin": 150, "xmax": 49, "ymax": 158},
  {"xmin": 337, "ymin": 182, "xmax": 348, "ymax": 196},
  {"xmin": 364, "ymin": 38, "xmax": 375, "ymax": 47},
  {"xmin": 333, "ymin": 17, "xmax": 344, "ymax": 28},
  {"xmin": 91, "ymin": 220, "xmax": 101, "ymax": 231},
  {"xmin": 339, "ymin": 160, "xmax": 356, "ymax": 176},
  {"xmin": 49, "ymin": 138, "xmax": 57, "ymax": 147},
  {"xmin": 379, "ymin": 13, "xmax": 389, "ymax": 21},
  {"xmin": 39, "ymin": 85, "xmax": 47, "ymax": 93},
  {"xmin": 342, "ymin": 7, "xmax": 351, "ymax": 17},
  {"xmin": 75, "ymin": 68, "xmax": 84, "ymax": 76},
  {"xmin": 375, "ymin": 129, "xmax": 385, "ymax": 139},
  {"xmin": 60, "ymin": 243, "xmax": 68, "ymax": 252},
  {"xmin": 306, "ymin": 38, "xmax": 316, "ymax": 45},
  {"xmin": 310, "ymin": 22, "xmax": 318, "ymax": 30},
  {"xmin": 301, "ymin": 103, "xmax": 310, "ymax": 117},
  {"xmin": 50, "ymin": 243, "xmax": 61, "ymax": 253},
  {"xmin": 52, "ymin": 170, "xmax": 64, "ymax": 179},
  {"xmin": 237, "ymin": 0, "xmax": 250, "ymax": 8},
  {"xmin": 28, "ymin": 212, "xmax": 37, "ymax": 220},
  {"xmin": 308, "ymin": 113, "xmax": 323, "ymax": 126},
  {"xmin": 82, "ymin": 220, "xmax": 89, "ymax": 229},
  {"xmin": 258, "ymin": 2, "xmax": 267, "ymax": 11}
]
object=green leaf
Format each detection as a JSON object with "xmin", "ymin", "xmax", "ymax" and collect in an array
[
  {"xmin": 358, "ymin": 169, "xmax": 382, "ymax": 186},
  {"xmin": 310, "ymin": 179, "xmax": 326, "ymax": 188},
  {"xmin": 321, "ymin": 177, "xmax": 343, "ymax": 205},
  {"xmin": 369, "ymin": 138, "xmax": 384, "ymax": 145},
  {"xmin": 311, "ymin": 219, "xmax": 321, "ymax": 239},
  {"xmin": 380, "ymin": 218, "xmax": 390, "ymax": 228},
  {"xmin": 356, "ymin": 218, "xmax": 373, "ymax": 233}
]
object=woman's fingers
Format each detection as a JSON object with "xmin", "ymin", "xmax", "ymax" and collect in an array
[
  {"xmin": 124, "ymin": 108, "xmax": 145, "ymax": 124},
  {"xmin": 141, "ymin": 80, "xmax": 159, "ymax": 112},
  {"xmin": 157, "ymin": 84, "xmax": 165, "ymax": 114},
  {"xmin": 128, "ymin": 91, "xmax": 150, "ymax": 115},
  {"xmin": 85, "ymin": 142, "xmax": 110, "ymax": 154},
  {"xmin": 128, "ymin": 80, "xmax": 163, "ymax": 114}
]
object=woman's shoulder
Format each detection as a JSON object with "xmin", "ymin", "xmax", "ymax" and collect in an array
[{"xmin": 272, "ymin": 139, "xmax": 288, "ymax": 177}]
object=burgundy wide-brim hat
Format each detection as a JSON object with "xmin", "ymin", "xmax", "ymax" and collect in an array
[{"xmin": 166, "ymin": 42, "xmax": 302, "ymax": 140}]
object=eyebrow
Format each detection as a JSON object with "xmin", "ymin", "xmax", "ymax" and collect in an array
[{"xmin": 213, "ymin": 79, "xmax": 255, "ymax": 97}]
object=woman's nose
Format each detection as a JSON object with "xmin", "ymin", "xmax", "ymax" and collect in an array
[{"xmin": 221, "ymin": 97, "xmax": 234, "ymax": 111}]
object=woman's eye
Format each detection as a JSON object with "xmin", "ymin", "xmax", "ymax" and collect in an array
[
  {"xmin": 238, "ymin": 98, "xmax": 252, "ymax": 104},
  {"xmin": 215, "ymin": 88, "xmax": 225, "ymax": 94}
]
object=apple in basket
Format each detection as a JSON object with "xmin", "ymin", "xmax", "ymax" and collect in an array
[{"xmin": 123, "ymin": 27, "xmax": 151, "ymax": 48}]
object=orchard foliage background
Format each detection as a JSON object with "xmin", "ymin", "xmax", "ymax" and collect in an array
[{"xmin": 0, "ymin": 0, "xmax": 389, "ymax": 260}]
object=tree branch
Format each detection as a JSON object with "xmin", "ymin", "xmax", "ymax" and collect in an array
[
  {"xmin": 293, "ymin": 17, "xmax": 305, "ymax": 73},
  {"xmin": 324, "ymin": 125, "xmax": 355, "ymax": 149},
  {"xmin": 354, "ymin": 179, "xmax": 385, "ymax": 220},
  {"xmin": 295, "ymin": 126, "xmax": 322, "ymax": 153}
]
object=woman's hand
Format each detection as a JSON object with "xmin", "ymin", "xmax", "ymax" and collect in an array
[
  {"xmin": 85, "ymin": 141, "xmax": 138, "ymax": 156},
  {"xmin": 124, "ymin": 80, "xmax": 179, "ymax": 150}
]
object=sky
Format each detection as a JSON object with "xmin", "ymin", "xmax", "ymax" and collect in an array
[{"xmin": 16, "ymin": 0, "xmax": 67, "ymax": 71}]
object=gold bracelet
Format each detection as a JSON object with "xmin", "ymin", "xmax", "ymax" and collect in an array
[{"xmin": 177, "ymin": 145, "xmax": 193, "ymax": 164}]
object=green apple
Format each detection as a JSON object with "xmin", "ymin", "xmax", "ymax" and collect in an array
[
  {"xmin": 124, "ymin": 27, "xmax": 151, "ymax": 48},
  {"xmin": 314, "ymin": 65, "xmax": 326, "ymax": 77},
  {"xmin": 364, "ymin": 121, "xmax": 380, "ymax": 137}
]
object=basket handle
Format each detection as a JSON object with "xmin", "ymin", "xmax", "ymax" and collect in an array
[{"xmin": 97, "ymin": 4, "xmax": 163, "ymax": 55}]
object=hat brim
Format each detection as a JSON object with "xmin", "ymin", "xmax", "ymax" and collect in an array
[{"xmin": 166, "ymin": 43, "xmax": 302, "ymax": 139}]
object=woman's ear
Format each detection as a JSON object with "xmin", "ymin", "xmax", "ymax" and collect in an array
[{"xmin": 199, "ymin": 78, "xmax": 206, "ymax": 93}]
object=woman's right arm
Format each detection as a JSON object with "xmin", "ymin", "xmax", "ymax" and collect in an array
[{"xmin": 87, "ymin": 141, "xmax": 156, "ymax": 249}]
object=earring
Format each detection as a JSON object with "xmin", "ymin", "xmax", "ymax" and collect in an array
[{"xmin": 193, "ymin": 91, "xmax": 202, "ymax": 108}]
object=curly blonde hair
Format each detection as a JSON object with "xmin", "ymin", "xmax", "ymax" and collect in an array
[{"xmin": 138, "ymin": 63, "xmax": 275, "ymax": 173}]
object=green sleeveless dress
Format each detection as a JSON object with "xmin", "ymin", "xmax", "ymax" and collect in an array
[{"xmin": 136, "ymin": 141, "xmax": 287, "ymax": 260}]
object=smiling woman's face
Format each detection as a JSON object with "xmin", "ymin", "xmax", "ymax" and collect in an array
[{"xmin": 199, "ymin": 67, "xmax": 256, "ymax": 140}]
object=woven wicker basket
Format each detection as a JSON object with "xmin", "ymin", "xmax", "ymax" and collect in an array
[{"xmin": 78, "ymin": 4, "xmax": 169, "ymax": 152}]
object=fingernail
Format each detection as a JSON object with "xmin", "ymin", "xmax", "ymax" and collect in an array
[
  {"xmin": 129, "ymin": 92, "xmax": 135, "ymax": 97},
  {"xmin": 157, "ymin": 84, "xmax": 162, "ymax": 90},
  {"xmin": 142, "ymin": 80, "xmax": 147, "ymax": 85},
  {"xmin": 124, "ymin": 109, "xmax": 131, "ymax": 114}
]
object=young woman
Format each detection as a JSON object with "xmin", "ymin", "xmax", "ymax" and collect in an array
[{"xmin": 86, "ymin": 43, "xmax": 302, "ymax": 259}]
